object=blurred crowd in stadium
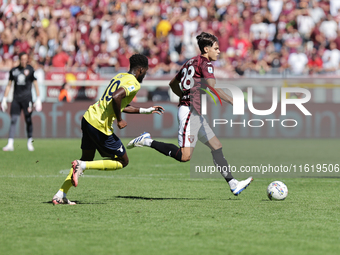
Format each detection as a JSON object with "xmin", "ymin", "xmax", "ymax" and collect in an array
[{"xmin": 1, "ymin": 0, "xmax": 340, "ymax": 77}]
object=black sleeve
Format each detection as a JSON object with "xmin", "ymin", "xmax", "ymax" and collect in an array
[{"xmin": 8, "ymin": 69, "xmax": 14, "ymax": 81}]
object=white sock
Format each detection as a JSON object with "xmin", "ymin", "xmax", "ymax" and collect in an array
[
  {"xmin": 143, "ymin": 138, "xmax": 153, "ymax": 147},
  {"xmin": 27, "ymin": 138, "xmax": 33, "ymax": 144},
  {"xmin": 8, "ymin": 138, "xmax": 14, "ymax": 146},
  {"xmin": 228, "ymin": 178, "xmax": 238, "ymax": 189},
  {"xmin": 80, "ymin": 161, "xmax": 86, "ymax": 170},
  {"xmin": 56, "ymin": 190, "xmax": 66, "ymax": 198}
]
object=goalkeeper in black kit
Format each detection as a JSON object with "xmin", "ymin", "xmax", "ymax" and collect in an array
[{"xmin": 1, "ymin": 52, "xmax": 42, "ymax": 151}]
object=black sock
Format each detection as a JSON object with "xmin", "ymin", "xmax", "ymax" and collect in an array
[
  {"xmin": 211, "ymin": 148, "xmax": 234, "ymax": 182},
  {"xmin": 150, "ymin": 141, "xmax": 183, "ymax": 162}
]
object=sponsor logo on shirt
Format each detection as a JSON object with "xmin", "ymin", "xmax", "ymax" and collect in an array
[{"xmin": 127, "ymin": 85, "xmax": 135, "ymax": 92}]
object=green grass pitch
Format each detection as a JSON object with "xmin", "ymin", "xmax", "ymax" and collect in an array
[{"xmin": 0, "ymin": 138, "xmax": 339, "ymax": 255}]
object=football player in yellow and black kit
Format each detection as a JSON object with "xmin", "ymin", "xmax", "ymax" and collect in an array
[{"xmin": 52, "ymin": 54, "xmax": 164, "ymax": 205}]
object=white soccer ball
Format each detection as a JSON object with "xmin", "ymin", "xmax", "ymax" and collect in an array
[{"xmin": 267, "ymin": 181, "xmax": 288, "ymax": 200}]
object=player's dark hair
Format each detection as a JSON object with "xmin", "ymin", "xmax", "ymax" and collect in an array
[
  {"xmin": 129, "ymin": 54, "xmax": 149, "ymax": 70},
  {"xmin": 19, "ymin": 52, "xmax": 28, "ymax": 60},
  {"xmin": 196, "ymin": 32, "xmax": 218, "ymax": 54}
]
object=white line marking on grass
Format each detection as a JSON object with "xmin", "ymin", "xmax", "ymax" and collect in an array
[
  {"xmin": 0, "ymin": 174, "xmax": 207, "ymax": 181},
  {"xmin": 59, "ymin": 167, "xmax": 184, "ymax": 175},
  {"xmin": 60, "ymin": 169, "xmax": 71, "ymax": 174},
  {"xmin": 81, "ymin": 175, "xmax": 204, "ymax": 181},
  {"xmin": 153, "ymin": 164, "xmax": 180, "ymax": 167},
  {"xmin": 0, "ymin": 175, "xmax": 63, "ymax": 178},
  {"xmin": 60, "ymin": 169, "xmax": 188, "ymax": 176},
  {"xmin": 0, "ymin": 173, "xmax": 210, "ymax": 181},
  {"xmin": 2, "ymin": 173, "xmax": 338, "ymax": 182}
]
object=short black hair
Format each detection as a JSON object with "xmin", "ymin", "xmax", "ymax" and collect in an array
[
  {"xmin": 196, "ymin": 32, "xmax": 218, "ymax": 54},
  {"xmin": 19, "ymin": 52, "xmax": 28, "ymax": 60},
  {"xmin": 129, "ymin": 54, "xmax": 149, "ymax": 70}
]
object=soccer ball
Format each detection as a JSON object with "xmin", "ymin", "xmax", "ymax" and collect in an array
[{"xmin": 267, "ymin": 181, "xmax": 288, "ymax": 200}]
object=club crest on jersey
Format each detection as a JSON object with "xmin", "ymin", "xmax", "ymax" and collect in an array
[
  {"xmin": 127, "ymin": 85, "xmax": 135, "ymax": 92},
  {"xmin": 207, "ymin": 67, "xmax": 213, "ymax": 73},
  {"xmin": 117, "ymin": 145, "xmax": 124, "ymax": 153},
  {"xmin": 188, "ymin": 135, "xmax": 195, "ymax": 143},
  {"xmin": 24, "ymin": 69, "xmax": 29, "ymax": 76}
]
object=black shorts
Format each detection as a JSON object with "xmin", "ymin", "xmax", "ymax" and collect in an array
[
  {"xmin": 81, "ymin": 117, "xmax": 126, "ymax": 158},
  {"xmin": 10, "ymin": 98, "xmax": 33, "ymax": 116}
]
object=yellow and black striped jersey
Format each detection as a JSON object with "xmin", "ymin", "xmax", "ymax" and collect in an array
[{"xmin": 83, "ymin": 73, "xmax": 140, "ymax": 135}]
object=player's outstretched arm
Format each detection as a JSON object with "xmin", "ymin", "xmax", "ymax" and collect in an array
[
  {"xmin": 207, "ymin": 78, "xmax": 233, "ymax": 105},
  {"xmin": 33, "ymin": 80, "xmax": 42, "ymax": 112},
  {"xmin": 1, "ymin": 80, "xmax": 12, "ymax": 112},
  {"xmin": 123, "ymin": 105, "xmax": 165, "ymax": 115}
]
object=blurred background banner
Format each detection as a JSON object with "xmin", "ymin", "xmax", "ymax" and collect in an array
[
  {"xmin": 0, "ymin": 100, "xmax": 339, "ymax": 139},
  {"xmin": 46, "ymin": 85, "xmax": 98, "ymax": 101},
  {"xmin": 0, "ymin": 101, "xmax": 178, "ymax": 138}
]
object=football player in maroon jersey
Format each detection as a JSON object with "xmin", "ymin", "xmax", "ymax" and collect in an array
[{"xmin": 128, "ymin": 32, "xmax": 252, "ymax": 196}]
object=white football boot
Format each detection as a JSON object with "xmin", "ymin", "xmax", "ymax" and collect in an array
[
  {"xmin": 3, "ymin": 138, "xmax": 14, "ymax": 151},
  {"xmin": 71, "ymin": 160, "xmax": 84, "ymax": 187},
  {"xmin": 230, "ymin": 177, "xmax": 253, "ymax": 196},
  {"xmin": 2, "ymin": 144, "xmax": 14, "ymax": 151},
  {"xmin": 52, "ymin": 195, "xmax": 76, "ymax": 205},
  {"xmin": 127, "ymin": 132, "xmax": 151, "ymax": 149},
  {"xmin": 27, "ymin": 138, "xmax": 34, "ymax": 151}
]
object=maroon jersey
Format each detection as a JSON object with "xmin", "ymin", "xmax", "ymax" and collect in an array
[{"xmin": 175, "ymin": 55, "xmax": 215, "ymax": 114}]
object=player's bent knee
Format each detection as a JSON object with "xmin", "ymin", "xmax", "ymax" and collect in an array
[
  {"xmin": 122, "ymin": 160, "xmax": 129, "ymax": 167},
  {"xmin": 10, "ymin": 115, "xmax": 19, "ymax": 125},
  {"xmin": 115, "ymin": 157, "xmax": 129, "ymax": 167}
]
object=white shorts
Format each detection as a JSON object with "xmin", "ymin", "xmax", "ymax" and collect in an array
[{"xmin": 177, "ymin": 105, "xmax": 215, "ymax": 148}]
